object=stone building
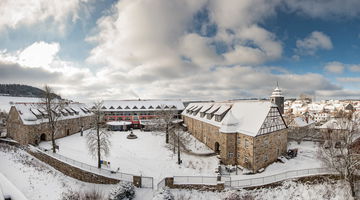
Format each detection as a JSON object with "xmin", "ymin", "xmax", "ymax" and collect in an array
[
  {"xmin": 99, "ymin": 100, "xmax": 184, "ymax": 129},
  {"xmin": 7, "ymin": 103, "xmax": 94, "ymax": 145},
  {"xmin": 182, "ymin": 101, "xmax": 288, "ymax": 172}
]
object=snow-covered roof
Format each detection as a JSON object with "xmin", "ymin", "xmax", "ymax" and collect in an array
[
  {"xmin": 106, "ymin": 121, "xmax": 132, "ymax": 126},
  {"xmin": 289, "ymin": 117, "xmax": 315, "ymax": 127},
  {"xmin": 0, "ymin": 96, "xmax": 41, "ymax": 112},
  {"xmin": 99, "ymin": 100, "xmax": 184, "ymax": 111},
  {"xmin": 270, "ymin": 86, "xmax": 283, "ymax": 97},
  {"xmin": 320, "ymin": 118, "xmax": 354, "ymax": 130},
  {"xmin": 182, "ymin": 101, "xmax": 286, "ymax": 137},
  {"xmin": 12, "ymin": 103, "xmax": 93, "ymax": 125}
]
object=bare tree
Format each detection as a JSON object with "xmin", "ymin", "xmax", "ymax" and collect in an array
[
  {"xmin": 87, "ymin": 100, "xmax": 112, "ymax": 168},
  {"xmin": 289, "ymin": 126, "xmax": 310, "ymax": 144},
  {"xmin": 152, "ymin": 105, "xmax": 178, "ymax": 144},
  {"xmin": 168, "ymin": 123, "xmax": 191, "ymax": 164},
  {"xmin": 317, "ymin": 111, "xmax": 360, "ymax": 197},
  {"xmin": 40, "ymin": 85, "xmax": 64, "ymax": 153},
  {"xmin": 0, "ymin": 109, "xmax": 7, "ymax": 137}
]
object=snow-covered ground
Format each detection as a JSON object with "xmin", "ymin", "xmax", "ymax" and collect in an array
[
  {"xmin": 170, "ymin": 180, "xmax": 352, "ymax": 200},
  {"xmin": 0, "ymin": 96, "xmax": 40, "ymax": 112},
  {"xmin": 0, "ymin": 143, "xmax": 116, "ymax": 200},
  {"xmin": 39, "ymin": 130, "xmax": 219, "ymax": 184},
  {"xmin": 225, "ymin": 141, "xmax": 322, "ymax": 179}
]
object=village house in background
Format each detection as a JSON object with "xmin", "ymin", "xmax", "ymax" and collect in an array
[
  {"xmin": 182, "ymin": 87, "xmax": 288, "ymax": 172},
  {"xmin": 284, "ymin": 98, "xmax": 360, "ymax": 126},
  {"xmin": 99, "ymin": 99, "xmax": 184, "ymax": 130},
  {"xmin": 6, "ymin": 103, "xmax": 94, "ymax": 145}
]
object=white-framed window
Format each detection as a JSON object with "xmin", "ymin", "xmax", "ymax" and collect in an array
[
  {"xmin": 228, "ymin": 152, "xmax": 234, "ymax": 158},
  {"xmin": 245, "ymin": 139, "xmax": 249, "ymax": 148},
  {"xmin": 264, "ymin": 154, "xmax": 268, "ymax": 162}
]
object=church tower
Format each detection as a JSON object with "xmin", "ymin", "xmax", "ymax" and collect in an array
[{"xmin": 270, "ymin": 82, "xmax": 284, "ymax": 114}]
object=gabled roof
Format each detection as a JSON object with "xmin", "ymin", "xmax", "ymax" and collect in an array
[
  {"xmin": 289, "ymin": 117, "xmax": 315, "ymax": 127},
  {"xmin": 12, "ymin": 103, "xmax": 93, "ymax": 125},
  {"xmin": 182, "ymin": 101, "xmax": 286, "ymax": 137},
  {"xmin": 97, "ymin": 100, "xmax": 184, "ymax": 112}
]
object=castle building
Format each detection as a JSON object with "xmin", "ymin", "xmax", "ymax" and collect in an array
[
  {"xmin": 182, "ymin": 100, "xmax": 288, "ymax": 172},
  {"xmin": 6, "ymin": 103, "xmax": 94, "ymax": 145},
  {"xmin": 270, "ymin": 84, "xmax": 284, "ymax": 114},
  {"xmin": 99, "ymin": 100, "xmax": 184, "ymax": 129}
]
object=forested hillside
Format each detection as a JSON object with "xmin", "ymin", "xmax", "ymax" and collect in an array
[{"xmin": 0, "ymin": 84, "xmax": 61, "ymax": 98}]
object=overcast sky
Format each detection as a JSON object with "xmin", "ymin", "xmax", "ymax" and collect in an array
[{"xmin": 1, "ymin": 0, "xmax": 360, "ymax": 101}]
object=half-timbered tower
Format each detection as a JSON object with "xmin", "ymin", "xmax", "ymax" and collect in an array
[{"xmin": 182, "ymin": 101, "xmax": 288, "ymax": 172}]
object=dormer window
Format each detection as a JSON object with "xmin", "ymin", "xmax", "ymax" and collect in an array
[
  {"xmin": 117, "ymin": 106, "xmax": 122, "ymax": 109},
  {"xmin": 207, "ymin": 113, "xmax": 213, "ymax": 120},
  {"xmin": 109, "ymin": 106, "xmax": 114, "ymax": 109},
  {"xmin": 149, "ymin": 106, "xmax": 154, "ymax": 109},
  {"xmin": 71, "ymin": 108, "xmax": 79, "ymax": 115},
  {"xmin": 156, "ymin": 105, "xmax": 161, "ymax": 109},
  {"xmin": 125, "ymin": 106, "xmax": 130, "ymax": 109},
  {"xmin": 141, "ymin": 106, "xmax": 146, "ymax": 109},
  {"xmin": 133, "ymin": 106, "xmax": 138, "ymax": 109},
  {"xmin": 101, "ymin": 106, "xmax": 106, "ymax": 109},
  {"xmin": 91, "ymin": 106, "xmax": 96, "ymax": 109},
  {"xmin": 171, "ymin": 105, "xmax": 176, "ymax": 109},
  {"xmin": 215, "ymin": 115, "xmax": 221, "ymax": 122},
  {"xmin": 200, "ymin": 112, "xmax": 205, "ymax": 118},
  {"xmin": 164, "ymin": 105, "xmax": 169, "ymax": 109}
]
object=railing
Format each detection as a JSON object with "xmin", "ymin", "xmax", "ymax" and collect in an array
[
  {"xmin": 157, "ymin": 178, "xmax": 166, "ymax": 189},
  {"xmin": 173, "ymin": 176, "xmax": 218, "ymax": 185},
  {"xmin": 37, "ymin": 148, "xmax": 154, "ymax": 188},
  {"xmin": 225, "ymin": 168, "xmax": 334, "ymax": 188}
]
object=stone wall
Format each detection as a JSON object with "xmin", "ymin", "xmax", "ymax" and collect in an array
[
  {"xmin": 164, "ymin": 177, "xmax": 224, "ymax": 191},
  {"xmin": 27, "ymin": 149, "xmax": 119, "ymax": 184},
  {"xmin": 237, "ymin": 134, "xmax": 255, "ymax": 170},
  {"xmin": 253, "ymin": 129, "xmax": 288, "ymax": 171},
  {"xmin": 182, "ymin": 115, "xmax": 235, "ymax": 164},
  {"xmin": 7, "ymin": 107, "xmax": 95, "ymax": 145},
  {"xmin": 183, "ymin": 115, "xmax": 288, "ymax": 171}
]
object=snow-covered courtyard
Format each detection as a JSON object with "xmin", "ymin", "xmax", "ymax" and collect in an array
[{"xmin": 39, "ymin": 129, "xmax": 219, "ymax": 184}]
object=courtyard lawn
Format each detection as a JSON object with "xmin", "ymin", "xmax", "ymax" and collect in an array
[{"xmin": 39, "ymin": 129, "xmax": 219, "ymax": 184}]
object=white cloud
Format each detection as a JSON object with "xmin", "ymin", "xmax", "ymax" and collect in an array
[
  {"xmin": 18, "ymin": 42, "xmax": 60, "ymax": 69},
  {"xmin": 349, "ymin": 65, "xmax": 360, "ymax": 72},
  {"xmin": 324, "ymin": 62, "xmax": 345, "ymax": 74},
  {"xmin": 337, "ymin": 77, "xmax": 360, "ymax": 82},
  {"xmin": 1, "ymin": 0, "xmax": 359, "ymax": 101},
  {"xmin": 0, "ymin": 0, "xmax": 90, "ymax": 32},
  {"xmin": 283, "ymin": 0, "xmax": 360, "ymax": 19},
  {"xmin": 295, "ymin": 31, "xmax": 333, "ymax": 56}
]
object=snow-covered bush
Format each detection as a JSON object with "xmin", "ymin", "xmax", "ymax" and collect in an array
[
  {"xmin": 109, "ymin": 182, "xmax": 136, "ymax": 200},
  {"xmin": 62, "ymin": 189, "xmax": 106, "ymax": 200},
  {"xmin": 152, "ymin": 187, "xmax": 174, "ymax": 200},
  {"xmin": 223, "ymin": 190, "xmax": 254, "ymax": 200}
]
